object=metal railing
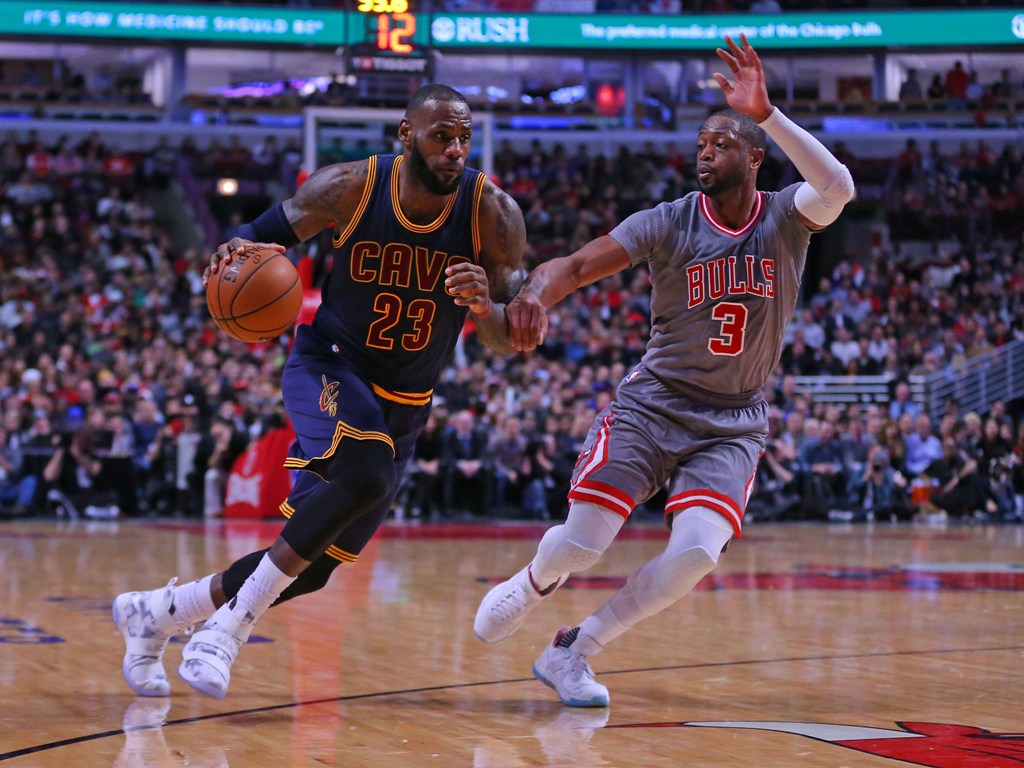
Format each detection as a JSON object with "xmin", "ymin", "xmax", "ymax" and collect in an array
[
  {"xmin": 911, "ymin": 339, "xmax": 1024, "ymax": 420},
  {"xmin": 793, "ymin": 375, "xmax": 894, "ymax": 405},
  {"xmin": 791, "ymin": 340, "xmax": 1024, "ymax": 418}
]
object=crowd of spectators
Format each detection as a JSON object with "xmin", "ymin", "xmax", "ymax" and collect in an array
[
  {"xmin": 2, "ymin": 122, "xmax": 1024, "ymax": 525},
  {"xmin": 883, "ymin": 136, "xmax": 1024, "ymax": 243}
]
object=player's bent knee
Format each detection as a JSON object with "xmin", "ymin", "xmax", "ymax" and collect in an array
[
  {"xmin": 319, "ymin": 441, "xmax": 396, "ymax": 504},
  {"xmin": 554, "ymin": 536, "xmax": 604, "ymax": 573},
  {"xmin": 654, "ymin": 545, "xmax": 719, "ymax": 602},
  {"xmin": 537, "ymin": 524, "xmax": 605, "ymax": 574}
]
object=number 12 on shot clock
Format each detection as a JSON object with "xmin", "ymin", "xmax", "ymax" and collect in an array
[{"xmin": 356, "ymin": 1, "xmax": 415, "ymax": 55}]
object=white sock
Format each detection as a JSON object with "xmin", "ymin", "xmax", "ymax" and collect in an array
[
  {"xmin": 233, "ymin": 554, "xmax": 296, "ymax": 620},
  {"xmin": 170, "ymin": 575, "xmax": 216, "ymax": 625},
  {"xmin": 568, "ymin": 625, "xmax": 606, "ymax": 657},
  {"xmin": 205, "ymin": 555, "xmax": 295, "ymax": 641}
]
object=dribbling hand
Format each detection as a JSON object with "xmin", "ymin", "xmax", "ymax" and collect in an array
[
  {"xmin": 712, "ymin": 34, "xmax": 774, "ymax": 123},
  {"xmin": 202, "ymin": 239, "xmax": 286, "ymax": 287}
]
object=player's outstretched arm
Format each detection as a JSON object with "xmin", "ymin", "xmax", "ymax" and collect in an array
[
  {"xmin": 714, "ymin": 34, "xmax": 854, "ymax": 230},
  {"xmin": 505, "ymin": 236, "xmax": 632, "ymax": 353},
  {"xmin": 205, "ymin": 160, "xmax": 369, "ymax": 283},
  {"xmin": 455, "ymin": 181, "xmax": 531, "ymax": 354}
]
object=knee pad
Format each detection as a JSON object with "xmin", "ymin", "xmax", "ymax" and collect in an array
[
  {"xmin": 650, "ymin": 545, "xmax": 718, "ymax": 603},
  {"xmin": 542, "ymin": 530, "xmax": 604, "ymax": 572},
  {"xmin": 532, "ymin": 525, "xmax": 604, "ymax": 589},
  {"xmin": 317, "ymin": 440, "xmax": 396, "ymax": 504}
]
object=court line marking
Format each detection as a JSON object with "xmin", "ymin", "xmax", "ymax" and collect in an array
[{"xmin": 2, "ymin": 643, "xmax": 1021, "ymax": 762}]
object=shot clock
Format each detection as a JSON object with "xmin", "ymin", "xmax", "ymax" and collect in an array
[{"xmin": 351, "ymin": 0, "xmax": 432, "ymax": 74}]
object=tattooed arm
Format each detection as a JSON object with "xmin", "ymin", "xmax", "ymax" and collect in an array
[
  {"xmin": 281, "ymin": 159, "xmax": 369, "ymax": 241},
  {"xmin": 205, "ymin": 160, "xmax": 369, "ymax": 283},
  {"xmin": 445, "ymin": 178, "xmax": 535, "ymax": 354}
]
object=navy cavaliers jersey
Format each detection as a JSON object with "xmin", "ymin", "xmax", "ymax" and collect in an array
[{"xmin": 311, "ymin": 154, "xmax": 487, "ymax": 405}]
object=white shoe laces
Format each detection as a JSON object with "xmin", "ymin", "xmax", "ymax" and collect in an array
[{"xmin": 490, "ymin": 585, "xmax": 530, "ymax": 621}]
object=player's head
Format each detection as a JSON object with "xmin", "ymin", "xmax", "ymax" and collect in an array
[
  {"xmin": 399, "ymin": 84, "xmax": 472, "ymax": 195},
  {"xmin": 696, "ymin": 109, "xmax": 766, "ymax": 196}
]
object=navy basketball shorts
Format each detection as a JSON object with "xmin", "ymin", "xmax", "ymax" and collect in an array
[
  {"xmin": 277, "ymin": 326, "xmax": 429, "ymax": 563},
  {"xmin": 569, "ymin": 365, "xmax": 767, "ymax": 537}
]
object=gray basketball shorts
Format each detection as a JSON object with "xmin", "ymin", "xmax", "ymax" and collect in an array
[{"xmin": 569, "ymin": 365, "xmax": 768, "ymax": 536}]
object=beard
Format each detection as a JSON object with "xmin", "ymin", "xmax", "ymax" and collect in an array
[
  {"xmin": 409, "ymin": 141, "xmax": 462, "ymax": 195},
  {"xmin": 697, "ymin": 166, "xmax": 746, "ymax": 196}
]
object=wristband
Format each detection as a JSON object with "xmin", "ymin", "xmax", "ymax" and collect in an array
[
  {"xmin": 238, "ymin": 203, "xmax": 300, "ymax": 248},
  {"xmin": 474, "ymin": 301, "xmax": 493, "ymax": 319}
]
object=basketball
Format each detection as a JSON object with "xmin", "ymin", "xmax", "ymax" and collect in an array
[{"xmin": 206, "ymin": 244, "xmax": 303, "ymax": 343}]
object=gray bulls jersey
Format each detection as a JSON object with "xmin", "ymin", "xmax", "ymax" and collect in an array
[{"xmin": 610, "ymin": 184, "xmax": 811, "ymax": 408}]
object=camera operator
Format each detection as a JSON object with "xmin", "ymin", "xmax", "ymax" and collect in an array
[
  {"xmin": 43, "ymin": 408, "xmax": 120, "ymax": 519},
  {"xmin": 845, "ymin": 445, "xmax": 910, "ymax": 521}
]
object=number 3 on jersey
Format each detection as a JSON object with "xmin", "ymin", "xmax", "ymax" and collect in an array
[
  {"xmin": 709, "ymin": 301, "xmax": 748, "ymax": 356},
  {"xmin": 366, "ymin": 293, "xmax": 436, "ymax": 351}
]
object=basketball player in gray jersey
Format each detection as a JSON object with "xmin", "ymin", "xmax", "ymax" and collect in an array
[{"xmin": 475, "ymin": 35, "xmax": 855, "ymax": 707}]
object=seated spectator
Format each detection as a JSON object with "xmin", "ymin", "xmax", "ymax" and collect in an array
[
  {"xmin": 442, "ymin": 410, "xmax": 489, "ymax": 517},
  {"xmin": 749, "ymin": 408, "xmax": 800, "ymax": 521},
  {"xmin": 43, "ymin": 411, "xmax": 120, "ymax": 519},
  {"xmin": 923, "ymin": 436, "xmax": 985, "ymax": 518},
  {"xmin": 0, "ymin": 423, "xmax": 36, "ymax": 517},
  {"xmin": 904, "ymin": 414, "xmax": 944, "ymax": 476},
  {"xmin": 798, "ymin": 420, "xmax": 847, "ymax": 518},
  {"xmin": 521, "ymin": 433, "xmax": 559, "ymax": 520},
  {"xmin": 889, "ymin": 381, "xmax": 921, "ymax": 421},
  {"xmin": 488, "ymin": 415, "xmax": 529, "ymax": 511},
  {"xmin": 407, "ymin": 411, "xmax": 446, "ymax": 519},
  {"xmin": 197, "ymin": 416, "xmax": 248, "ymax": 519},
  {"xmin": 840, "ymin": 412, "xmax": 873, "ymax": 475}
]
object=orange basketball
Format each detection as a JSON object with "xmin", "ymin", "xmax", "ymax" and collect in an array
[{"xmin": 206, "ymin": 244, "xmax": 303, "ymax": 343}]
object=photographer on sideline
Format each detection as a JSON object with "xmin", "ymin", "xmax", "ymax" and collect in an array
[{"xmin": 845, "ymin": 444, "xmax": 910, "ymax": 521}]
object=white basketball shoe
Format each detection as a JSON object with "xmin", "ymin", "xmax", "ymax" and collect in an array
[
  {"xmin": 113, "ymin": 579, "xmax": 196, "ymax": 697},
  {"xmin": 474, "ymin": 565, "xmax": 567, "ymax": 644},
  {"xmin": 532, "ymin": 626, "xmax": 610, "ymax": 708},
  {"xmin": 177, "ymin": 599, "xmax": 256, "ymax": 700}
]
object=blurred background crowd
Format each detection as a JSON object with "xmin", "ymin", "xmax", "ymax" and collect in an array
[
  {"xmin": 2, "ymin": 113, "xmax": 1023, "ymax": 526},
  {"xmin": 2, "ymin": 0, "xmax": 1024, "ymax": 531}
]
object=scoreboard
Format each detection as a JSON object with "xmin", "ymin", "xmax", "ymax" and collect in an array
[{"xmin": 350, "ymin": 0, "xmax": 432, "ymax": 76}]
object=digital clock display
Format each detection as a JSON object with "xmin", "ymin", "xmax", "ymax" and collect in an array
[
  {"xmin": 356, "ymin": 0, "xmax": 414, "ymax": 55},
  {"xmin": 349, "ymin": 0, "xmax": 431, "ymax": 75}
]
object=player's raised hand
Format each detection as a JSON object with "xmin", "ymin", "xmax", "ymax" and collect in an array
[
  {"xmin": 712, "ymin": 34, "xmax": 774, "ymax": 123},
  {"xmin": 203, "ymin": 239, "xmax": 286, "ymax": 286},
  {"xmin": 505, "ymin": 291, "xmax": 548, "ymax": 353}
]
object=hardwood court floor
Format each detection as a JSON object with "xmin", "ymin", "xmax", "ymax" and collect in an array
[{"xmin": 2, "ymin": 518, "xmax": 1023, "ymax": 767}]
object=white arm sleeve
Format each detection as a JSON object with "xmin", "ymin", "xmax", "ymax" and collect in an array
[{"xmin": 759, "ymin": 107, "xmax": 855, "ymax": 227}]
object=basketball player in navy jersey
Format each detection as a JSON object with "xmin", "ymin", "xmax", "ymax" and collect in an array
[
  {"xmin": 114, "ymin": 85, "xmax": 536, "ymax": 699},
  {"xmin": 475, "ymin": 36, "xmax": 856, "ymax": 707}
]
